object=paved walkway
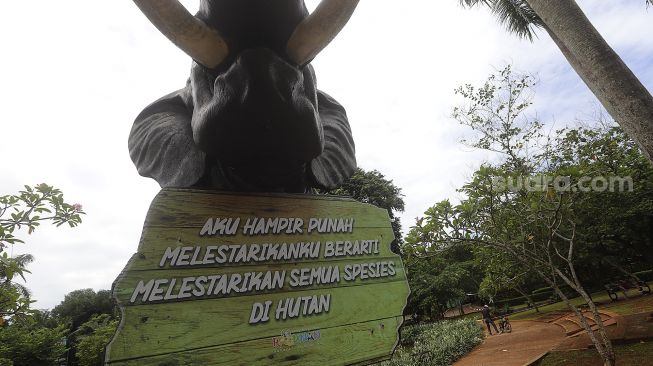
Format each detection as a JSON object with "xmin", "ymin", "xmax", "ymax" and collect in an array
[
  {"xmin": 454, "ymin": 320, "xmax": 566, "ymax": 366},
  {"xmin": 454, "ymin": 295, "xmax": 653, "ymax": 365}
]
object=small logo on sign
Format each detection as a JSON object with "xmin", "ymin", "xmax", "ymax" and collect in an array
[{"xmin": 272, "ymin": 329, "xmax": 321, "ymax": 351}]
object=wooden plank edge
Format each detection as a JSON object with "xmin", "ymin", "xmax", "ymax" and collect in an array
[
  {"xmin": 106, "ymin": 315, "xmax": 403, "ymax": 365},
  {"xmin": 105, "ymin": 250, "xmax": 144, "ymax": 365}
]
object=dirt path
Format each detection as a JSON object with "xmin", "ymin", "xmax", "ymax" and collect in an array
[{"xmin": 454, "ymin": 320, "xmax": 565, "ymax": 366}]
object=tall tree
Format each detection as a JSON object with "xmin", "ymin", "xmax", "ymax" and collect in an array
[
  {"xmin": 549, "ymin": 124, "xmax": 653, "ymax": 277},
  {"xmin": 324, "ymin": 168, "xmax": 405, "ymax": 253},
  {"xmin": 402, "ymin": 236, "xmax": 482, "ymax": 319},
  {"xmin": 52, "ymin": 289, "xmax": 114, "ymax": 331},
  {"xmin": 475, "ymin": 248, "xmax": 541, "ymax": 313},
  {"xmin": 51, "ymin": 289, "xmax": 116, "ymax": 366},
  {"xmin": 460, "ymin": 0, "xmax": 653, "ymax": 163}
]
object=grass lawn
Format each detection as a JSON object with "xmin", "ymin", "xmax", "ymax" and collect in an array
[
  {"xmin": 509, "ymin": 283, "xmax": 653, "ymax": 321},
  {"xmin": 601, "ymin": 293, "xmax": 653, "ymax": 315},
  {"xmin": 509, "ymin": 295, "xmax": 604, "ymax": 321},
  {"xmin": 538, "ymin": 340, "xmax": 653, "ymax": 366}
]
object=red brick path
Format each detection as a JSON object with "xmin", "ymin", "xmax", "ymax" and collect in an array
[{"xmin": 454, "ymin": 320, "xmax": 566, "ymax": 366}]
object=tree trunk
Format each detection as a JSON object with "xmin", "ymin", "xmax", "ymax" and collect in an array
[
  {"xmin": 528, "ymin": 293, "xmax": 539, "ymax": 313},
  {"xmin": 526, "ymin": 0, "xmax": 653, "ymax": 163},
  {"xmin": 546, "ymin": 276, "xmax": 616, "ymax": 366},
  {"xmin": 554, "ymin": 286, "xmax": 615, "ymax": 366},
  {"xmin": 552, "ymin": 265, "xmax": 616, "ymax": 366},
  {"xmin": 515, "ymin": 286, "xmax": 539, "ymax": 313},
  {"xmin": 567, "ymin": 276, "xmax": 616, "ymax": 366}
]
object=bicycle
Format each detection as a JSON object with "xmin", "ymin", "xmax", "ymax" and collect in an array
[{"xmin": 498, "ymin": 316, "xmax": 512, "ymax": 333}]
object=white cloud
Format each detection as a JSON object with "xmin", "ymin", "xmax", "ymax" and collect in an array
[{"xmin": 0, "ymin": 0, "xmax": 651, "ymax": 309}]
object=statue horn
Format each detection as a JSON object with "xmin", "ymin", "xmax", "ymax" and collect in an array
[
  {"xmin": 133, "ymin": 0, "xmax": 229, "ymax": 68},
  {"xmin": 287, "ymin": 0, "xmax": 360, "ymax": 66}
]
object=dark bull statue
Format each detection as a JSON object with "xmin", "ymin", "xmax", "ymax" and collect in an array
[{"xmin": 129, "ymin": 0, "xmax": 359, "ymax": 193}]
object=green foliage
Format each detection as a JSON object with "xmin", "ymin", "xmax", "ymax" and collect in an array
[
  {"xmin": 75, "ymin": 314, "xmax": 119, "ymax": 366},
  {"xmin": 548, "ymin": 125, "xmax": 653, "ymax": 277},
  {"xmin": 0, "ymin": 253, "xmax": 33, "ymax": 284},
  {"xmin": 0, "ymin": 316, "xmax": 67, "ymax": 366},
  {"xmin": 0, "ymin": 184, "xmax": 84, "ymax": 320},
  {"xmin": 474, "ymin": 246, "xmax": 543, "ymax": 307},
  {"xmin": 30, "ymin": 309, "xmax": 62, "ymax": 329},
  {"xmin": 459, "ymin": 0, "xmax": 544, "ymax": 41},
  {"xmin": 397, "ymin": 323, "xmax": 425, "ymax": 347},
  {"xmin": 401, "ymin": 244, "xmax": 481, "ymax": 319},
  {"xmin": 461, "ymin": 0, "xmax": 652, "ymax": 42},
  {"xmin": 0, "ymin": 254, "xmax": 35, "ymax": 319},
  {"xmin": 52, "ymin": 289, "xmax": 114, "ymax": 330},
  {"xmin": 452, "ymin": 65, "xmax": 543, "ymax": 173},
  {"xmin": 0, "ymin": 289, "xmax": 117, "ymax": 366},
  {"xmin": 382, "ymin": 318, "xmax": 484, "ymax": 366},
  {"xmin": 0, "ymin": 183, "xmax": 84, "ymax": 249},
  {"xmin": 324, "ymin": 168, "xmax": 405, "ymax": 251}
]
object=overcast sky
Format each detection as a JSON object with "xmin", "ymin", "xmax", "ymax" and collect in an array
[{"xmin": 1, "ymin": 1, "xmax": 651, "ymax": 309}]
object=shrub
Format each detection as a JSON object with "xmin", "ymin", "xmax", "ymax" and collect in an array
[
  {"xmin": 383, "ymin": 318, "xmax": 484, "ymax": 366},
  {"xmin": 0, "ymin": 321, "xmax": 67, "ymax": 366},
  {"xmin": 398, "ymin": 323, "xmax": 427, "ymax": 347},
  {"xmin": 74, "ymin": 315, "xmax": 119, "ymax": 366}
]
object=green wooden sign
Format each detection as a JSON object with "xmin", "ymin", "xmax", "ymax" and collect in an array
[{"xmin": 105, "ymin": 189, "xmax": 410, "ymax": 365}]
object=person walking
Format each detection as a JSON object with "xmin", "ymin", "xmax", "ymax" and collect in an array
[{"xmin": 481, "ymin": 305, "xmax": 499, "ymax": 335}]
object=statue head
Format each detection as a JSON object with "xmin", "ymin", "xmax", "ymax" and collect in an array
[{"xmin": 130, "ymin": 0, "xmax": 359, "ymax": 192}]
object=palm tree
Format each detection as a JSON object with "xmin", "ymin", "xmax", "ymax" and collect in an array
[
  {"xmin": 461, "ymin": 0, "xmax": 653, "ymax": 167},
  {"xmin": 0, "ymin": 253, "xmax": 34, "ymax": 318}
]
